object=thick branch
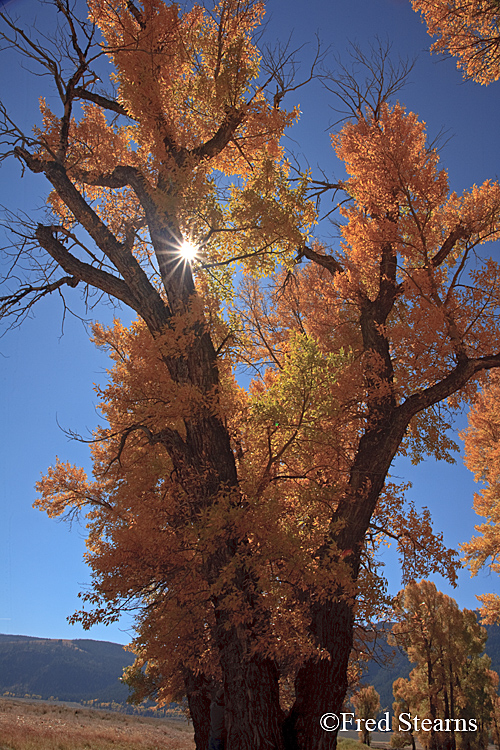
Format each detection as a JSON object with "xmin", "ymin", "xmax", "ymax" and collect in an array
[
  {"xmin": 65, "ymin": 161, "xmax": 197, "ymax": 317},
  {"xmin": 300, "ymin": 244, "xmax": 344, "ymax": 275},
  {"xmin": 73, "ymin": 87, "xmax": 131, "ymax": 118},
  {"xmin": 332, "ymin": 350, "xmax": 500, "ymax": 560},
  {"xmin": 163, "ymin": 107, "xmax": 246, "ymax": 168},
  {"xmin": 74, "ymin": 163, "xmax": 147, "ymax": 192},
  {"xmin": 401, "ymin": 352, "xmax": 500, "ymax": 422},
  {"xmin": 126, "ymin": 0, "xmax": 146, "ymax": 29},
  {"xmin": 191, "ymin": 107, "xmax": 246, "ymax": 161},
  {"xmin": 430, "ymin": 223, "xmax": 467, "ymax": 268},
  {"xmin": 15, "ymin": 147, "xmax": 170, "ymax": 331},
  {"xmin": 35, "ymin": 223, "xmax": 140, "ymax": 309},
  {"xmin": 106, "ymin": 422, "xmax": 186, "ymax": 473}
]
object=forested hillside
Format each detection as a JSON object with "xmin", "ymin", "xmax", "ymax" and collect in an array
[
  {"xmin": 0, "ymin": 634, "xmax": 135, "ymax": 703},
  {"xmin": 2, "ymin": 621, "xmax": 500, "ymax": 712}
]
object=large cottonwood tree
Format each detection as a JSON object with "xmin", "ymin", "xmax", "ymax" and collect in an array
[
  {"xmin": 0, "ymin": 1, "xmax": 311, "ymax": 747},
  {"xmin": 3, "ymin": 1, "xmax": 500, "ymax": 749}
]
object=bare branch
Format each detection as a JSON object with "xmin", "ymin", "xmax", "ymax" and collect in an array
[
  {"xmin": 0, "ymin": 275, "xmax": 78, "ymax": 324},
  {"xmin": 322, "ymin": 37, "xmax": 416, "ymax": 124},
  {"xmin": 13, "ymin": 147, "xmax": 170, "ymax": 330},
  {"xmin": 259, "ymin": 33, "xmax": 329, "ymax": 109},
  {"xmin": 34, "ymin": 223, "xmax": 140, "ymax": 308}
]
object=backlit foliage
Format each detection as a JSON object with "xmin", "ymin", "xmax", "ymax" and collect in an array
[
  {"xmin": 29, "ymin": 0, "xmax": 313, "ymax": 301},
  {"xmin": 36, "ymin": 97, "xmax": 500, "ymax": 710},
  {"xmin": 393, "ymin": 581, "xmax": 496, "ymax": 750},
  {"xmin": 412, "ymin": 0, "xmax": 500, "ymax": 84},
  {"xmin": 462, "ymin": 373, "xmax": 500, "ymax": 622},
  {"xmin": 34, "ymin": 318, "xmax": 391, "ymax": 685},
  {"xmin": 32, "ymin": 94, "xmax": 500, "ymax": 746}
]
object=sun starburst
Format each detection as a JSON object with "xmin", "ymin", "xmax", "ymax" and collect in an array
[{"xmin": 179, "ymin": 240, "xmax": 198, "ymax": 262}]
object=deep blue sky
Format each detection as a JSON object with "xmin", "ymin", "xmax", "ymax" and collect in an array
[{"xmin": 1, "ymin": 0, "xmax": 500, "ymax": 645}]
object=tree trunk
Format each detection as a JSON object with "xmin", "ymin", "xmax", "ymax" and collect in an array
[
  {"xmin": 223, "ymin": 654, "xmax": 284, "ymax": 750},
  {"xmin": 184, "ymin": 670, "xmax": 212, "ymax": 750},
  {"xmin": 157, "ymin": 332, "xmax": 286, "ymax": 749},
  {"xmin": 426, "ymin": 652, "xmax": 439, "ymax": 750},
  {"xmin": 443, "ymin": 685, "xmax": 454, "ymax": 750},
  {"xmin": 283, "ymin": 598, "xmax": 355, "ymax": 750},
  {"xmin": 448, "ymin": 666, "xmax": 456, "ymax": 750}
]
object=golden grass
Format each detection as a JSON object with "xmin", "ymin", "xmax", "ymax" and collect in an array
[{"xmin": 0, "ymin": 697, "xmax": 195, "ymax": 750}]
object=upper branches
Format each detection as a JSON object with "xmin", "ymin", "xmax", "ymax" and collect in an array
[
  {"xmin": 258, "ymin": 33, "xmax": 329, "ymax": 110},
  {"xmin": 322, "ymin": 38, "xmax": 416, "ymax": 124},
  {"xmin": 0, "ymin": 0, "xmax": 320, "ymax": 337},
  {"xmin": 412, "ymin": 0, "xmax": 500, "ymax": 84}
]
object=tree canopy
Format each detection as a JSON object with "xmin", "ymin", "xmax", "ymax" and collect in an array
[
  {"xmin": 351, "ymin": 685, "xmax": 381, "ymax": 746},
  {"xmin": 393, "ymin": 581, "xmax": 497, "ymax": 750},
  {"xmin": 462, "ymin": 373, "xmax": 500, "ymax": 622},
  {"xmin": 412, "ymin": 0, "xmax": 500, "ymax": 84}
]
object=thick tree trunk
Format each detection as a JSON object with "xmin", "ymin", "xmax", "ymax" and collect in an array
[
  {"xmin": 222, "ymin": 653, "xmax": 284, "ymax": 750},
  {"xmin": 283, "ymin": 407, "xmax": 410, "ymax": 749},
  {"xmin": 184, "ymin": 670, "xmax": 212, "ymax": 750},
  {"xmin": 284, "ymin": 598, "xmax": 355, "ymax": 750},
  {"xmin": 157, "ymin": 329, "xmax": 286, "ymax": 749},
  {"xmin": 24, "ymin": 148, "xmax": 287, "ymax": 750}
]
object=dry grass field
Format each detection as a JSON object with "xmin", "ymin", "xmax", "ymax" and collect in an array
[{"xmin": 0, "ymin": 697, "xmax": 195, "ymax": 750}]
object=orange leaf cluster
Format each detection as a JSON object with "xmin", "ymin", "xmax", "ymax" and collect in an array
[
  {"xmin": 461, "ymin": 372, "xmax": 500, "ymax": 620},
  {"xmin": 16, "ymin": 2, "xmax": 500, "ymax": 736},
  {"xmin": 412, "ymin": 0, "xmax": 500, "ymax": 84},
  {"xmin": 393, "ymin": 581, "xmax": 497, "ymax": 749}
]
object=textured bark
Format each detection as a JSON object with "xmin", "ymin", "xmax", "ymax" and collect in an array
[
  {"xmin": 161, "ymin": 350, "xmax": 285, "ymax": 749},
  {"xmin": 284, "ymin": 599, "xmax": 354, "ymax": 750},
  {"xmin": 184, "ymin": 670, "xmax": 212, "ymax": 750},
  {"xmin": 222, "ymin": 651, "xmax": 284, "ymax": 750}
]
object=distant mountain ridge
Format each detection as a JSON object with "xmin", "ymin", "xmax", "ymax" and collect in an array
[
  {"xmin": 2, "ymin": 620, "xmax": 500, "ymax": 710},
  {"xmin": 0, "ymin": 634, "xmax": 135, "ymax": 704}
]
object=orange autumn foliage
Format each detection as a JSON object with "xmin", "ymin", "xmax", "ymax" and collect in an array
[
  {"xmin": 462, "ymin": 372, "xmax": 500, "ymax": 622},
  {"xmin": 33, "ymin": 319, "xmax": 387, "ymax": 690},
  {"xmin": 412, "ymin": 0, "xmax": 500, "ymax": 84},
  {"xmin": 36, "ymin": 99, "xmax": 500, "ymax": 714},
  {"xmin": 393, "ymin": 581, "xmax": 495, "ymax": 750},
  {"xmin": 3, "ymin": 2, "xmax": 314, "ymax": 746}
]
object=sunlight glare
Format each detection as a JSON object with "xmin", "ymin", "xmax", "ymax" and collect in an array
[{"xmin": 179, "ymin": 239, "xmax": 198, "ymax": 262}]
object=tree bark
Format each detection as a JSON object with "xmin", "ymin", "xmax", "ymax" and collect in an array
[
  {"xmin": 184, "ymin": 670, "xmax": 213, "ymax": 750},
  {"xmin": 222, "ymin": 651, "xmax": 284, "ymax": 750},
  {"xmin": 284, "ymin": 598, "xmax": 355, "ymax": 750}
]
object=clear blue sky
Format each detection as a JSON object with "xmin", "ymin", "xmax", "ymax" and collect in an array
[{"xmin": 1, "ymin": 0, "xmax": 500, "ymax": 646}]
